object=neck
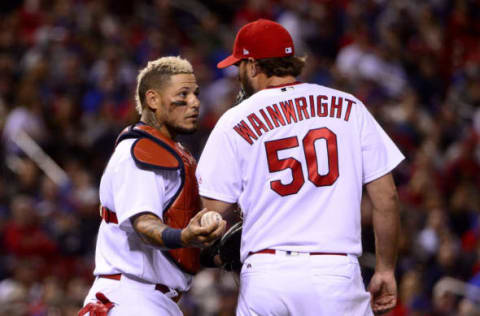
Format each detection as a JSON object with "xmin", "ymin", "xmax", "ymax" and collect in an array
[
  {"xmin": 256, "ymin": 75, "xmax": 297, "ymax": 91},
  {"xmin": 140, "ymin": 111, "xmax": 175, "ymax": 140}
]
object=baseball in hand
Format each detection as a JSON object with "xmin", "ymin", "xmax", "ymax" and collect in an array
[{"xmin": 200, "ymin": 211, "xmax": 222, "ymax": 227}]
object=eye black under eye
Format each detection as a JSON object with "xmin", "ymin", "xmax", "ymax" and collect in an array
[{"xmin": 172, "ymin": 100, "xmax": 187, "ymax": 106}]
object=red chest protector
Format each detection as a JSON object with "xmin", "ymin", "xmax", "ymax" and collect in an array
[{"xmin": 116, "ymin": 123, "xmax": 201, "ymax": 274}]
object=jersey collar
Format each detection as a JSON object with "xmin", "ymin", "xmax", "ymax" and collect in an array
[{"xmin": 266, "ymin": 81, "xmax": 303, "ymax": 89}]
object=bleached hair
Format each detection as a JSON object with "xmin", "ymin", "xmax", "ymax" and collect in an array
[{"xmin": 135, "ymin": 56, "xmax": 193, "ymax": 114}]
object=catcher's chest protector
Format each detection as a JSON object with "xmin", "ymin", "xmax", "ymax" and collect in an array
[{"xmin": 116, "ymin": 123, "xmax": 201, "ymax": 274}]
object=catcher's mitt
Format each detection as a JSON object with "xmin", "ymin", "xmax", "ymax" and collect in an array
[{"xmin": 200, "ymin": 221, "xmax": 242, "ymax": 273}]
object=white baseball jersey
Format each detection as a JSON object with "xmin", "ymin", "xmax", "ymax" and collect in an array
[
  {"xmin": 93, "ymin": 138, "xmax": 192, "ymax": 291},
  {"xmin": 197, "ymin": 82, "xmax": 404, "ymax": 262}
]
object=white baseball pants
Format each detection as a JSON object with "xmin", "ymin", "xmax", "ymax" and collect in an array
[
  {"xmin": 83, "ymin": 275, "xmax": 182, "ymax": 315},
  {"xmin": 236, "ymin": 252, "xmax": 373, "ymax": 316}
]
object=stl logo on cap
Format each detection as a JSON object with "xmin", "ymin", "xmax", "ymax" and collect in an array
[{"xmin": 217, "ymin": 19, "xmax": 295, "ymax": 69}]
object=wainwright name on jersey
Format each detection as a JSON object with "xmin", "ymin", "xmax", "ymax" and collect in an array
[{"xmin": 197, "ymin": 82, "xmax": 404, "ymax": 262}]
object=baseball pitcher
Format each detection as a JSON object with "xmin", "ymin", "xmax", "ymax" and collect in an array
[{"xmin": 197, "ymin": 19, "xmax": 404, "ymax": 316}]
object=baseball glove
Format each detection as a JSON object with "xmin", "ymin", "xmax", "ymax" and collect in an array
[
  {"xmin": 200, "ymin": 221, "xmax": 242, "ymax": 273},
  {"xmin": 218, "ymin": 221, "xmax": 242, "ymax": 272}
]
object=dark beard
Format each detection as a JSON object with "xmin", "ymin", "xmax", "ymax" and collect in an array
[
  {"xmin": 231, "ymin": 75, "xmax": 254, "ymax": 107},
  {"xmin": 167, "ymin": 124, "xmax": 197, "ymax": 136},
  {"xmin": 241, "ymin": 75, "xmax": 255, "ymax": 98},
  {"xmin": 232, "ymin": 88, "xmax": 247, "ymax": 107}
]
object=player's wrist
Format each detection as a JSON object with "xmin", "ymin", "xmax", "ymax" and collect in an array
[
  {"xmin": 374, "ymin": 265, "xmax": 396, "ymax": 274},
  {"xmin": 162, "ymin": 227, "xmax": 183, "ymax": 249}
]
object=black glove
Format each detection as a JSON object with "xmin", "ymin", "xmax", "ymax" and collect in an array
[
  {"xmin": 200, "ymin": 221, "xmax": 242, "ymax": 273},
  {"xmin": 218, "ymin": 221, "xmax": 242, "ymax": 272}
]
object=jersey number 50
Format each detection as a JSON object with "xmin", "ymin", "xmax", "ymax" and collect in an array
[{"xmin": 264, "ymin": 127, "xmax": 339, "ymax": 196}]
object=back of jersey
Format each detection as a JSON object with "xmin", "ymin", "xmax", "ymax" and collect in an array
[{"xmin": 197, "ymin": 82, "xmax": 404, "ymax": 261}]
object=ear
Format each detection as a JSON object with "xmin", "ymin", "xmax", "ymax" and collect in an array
[
  {"xmin": 145, "ymin": 89, "xmax": 161, "ymax": 111},
  {"xmin": 247, "ymin": 58, "xmax": 258, "ymax": 77}
]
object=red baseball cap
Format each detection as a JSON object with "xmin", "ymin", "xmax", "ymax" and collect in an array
[{"xmin": 217, "ymin": 19, "xmax": 295, "ymax": 69}]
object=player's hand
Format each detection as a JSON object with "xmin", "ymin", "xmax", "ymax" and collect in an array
[
  {"xmin": 368, "ymin": 270, "xmax": 397, "ymax": 315},
  {"xmin": 181, "ymin": 208, "xmax": 226, "ymax": 248}
]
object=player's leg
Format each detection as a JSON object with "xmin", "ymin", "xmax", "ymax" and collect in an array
[
  {"xmin": 112, "ymin": 285, "xmax": 181, "ymax": 316},
  {"xmin": 236, "ymin": 255, "xmax": 289, "ymax": 316},
  {"xmin": 236, "ymin": 253, "xmax": 373, "ymax": 316},
  {"xmin": 83, "ymin": 277, "xmax": 120, "ymax": 310},
  {"xmin": 83, "ymin": 277, "xmax": 182, "ymax": 315},
  {"xmin": 305, "ymin": 254, "xmax": 373, "ymax": 316},
  {"xmin": 236, "ymin": 253, "xmax": 343, "ymax": 316}
]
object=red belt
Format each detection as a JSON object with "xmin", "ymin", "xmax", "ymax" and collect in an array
[
  {"xmin": 99, "ymin": 274, "xmax": 183, "ymax": 303},
  {"xmin": 100, "ymin": 206, "xmax": 118, "ymax": 224},
  {"xmin": 249, "ymin": 249, "xmax": 347, "ymax": 256}
]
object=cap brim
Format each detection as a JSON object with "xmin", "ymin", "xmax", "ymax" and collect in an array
[{"xmin": 217, "ymin": 55, "xmax": 241, "ymax": 69}]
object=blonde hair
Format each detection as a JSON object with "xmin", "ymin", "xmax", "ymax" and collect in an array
[{"xmin": 135, "ymin": 56, "xmax": 194, "ymax": 114}]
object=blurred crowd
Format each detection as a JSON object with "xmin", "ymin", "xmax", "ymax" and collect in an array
[{"xmin": 0, "ymin": 0, "xmax": 479, "ymax": 315}]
